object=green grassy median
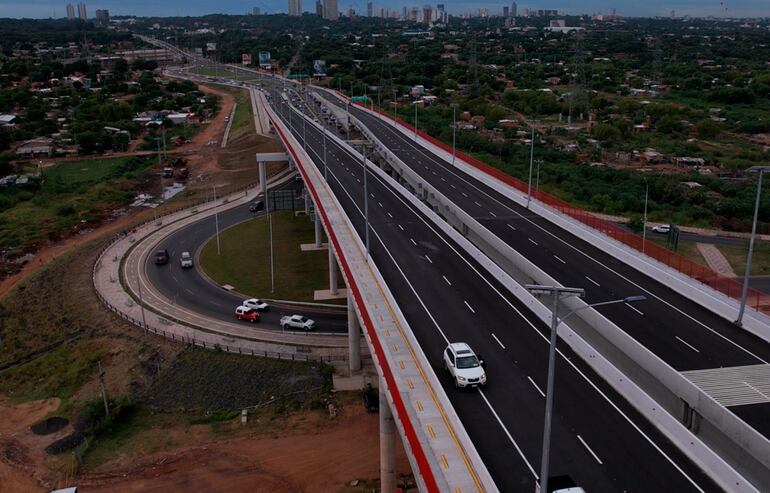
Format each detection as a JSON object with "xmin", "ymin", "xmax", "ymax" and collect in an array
[{"xmin": 199, "ymin": 211, "xmax": 341, "ymax": 302}]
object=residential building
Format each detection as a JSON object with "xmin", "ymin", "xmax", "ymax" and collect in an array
[
  {"xmin": 66, "ymin": 3, "xmax": 75, "ymax": 19},
  {"xmin": 77, "ymin": 1, "xmax": 86, "ymax": 19},
  {"xmin": 323, "ymin": 0, "xmax": 338, "ymax": 20},
  {"xmin": 95, "ymin": 9, "xmax": 109, "ymax": 22},
  {"xmin": 288, "ymin": 0, "xmax": 301, "ymax": 16}
]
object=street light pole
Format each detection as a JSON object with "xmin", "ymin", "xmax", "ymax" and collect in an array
[
  {"xmin": 452, "ymin": 104, "xmax": 457, "ymax": 167},
  {"xmin": 213, "ymin": 184, "xmax": 221, "ymax": 256},
  {"xmin": 642, "ymin": 179, "xmax": 649, "ymax": 254},
  {"xmin": 414, "ymin": 102, "xmax": 418, "ymax": 140},
  {"xmin": 527, "ymin": 124, "xmax": 536, "ymax": 209},
  {"xmin": 525, "ymin": 284, "xmax": 645, "ymax": 493},
  {"xmin": 736, "ymin": 166, "xmax": 769, "ymax": 326},
  {"xmin": 363, "ymin": 145, "xmax": 370, "ymax": 259},
  {"xmin": 535, "ymin": 159, "xmax": 543, "ymax": 192}
]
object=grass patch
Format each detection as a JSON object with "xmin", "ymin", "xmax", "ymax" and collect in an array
[
  {"xmin": 200, "ymin": 210, "xmax": 340, "ymax": 302},
  {"xmin": 717, "ymin": 241, "xmax": 770, "ymax": 276},
  {"xmin": 0, "ymin": 156, "xmax": 155, "ymax": 253},
  {"xmin": 189, "ymin": 409, "xmax": 240, "ymax": 425},
  {"xmin": 190, "ymin": 66, "xmax": 252, "ymax": 81},
  {"xmin": 0, "ymin": 339, "xmax": 105, "ymax": 403}
]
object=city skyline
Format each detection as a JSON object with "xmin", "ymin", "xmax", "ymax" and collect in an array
[{"xmin": 0, "ymin": 0, "xmax": 767, "ymax": 19}]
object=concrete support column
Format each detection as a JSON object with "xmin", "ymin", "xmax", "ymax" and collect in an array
[
  {"xmin": 328, "ymin": 247, "xmax": 338, "ymax": 295},
  {"xmin": 379, "ymin": 379, "xmax": 397, "ymax": 493},
  {"xmin": 304, "ymin": 191, "xmax": 310, "ymax": 215},
  {"xmin": 258, "ymin": 161, "xmax": 267, "ymax": 198},
  {"xmin": 347, "ymin": 290, "xmax": 361, "ymax": 372},
  {"xmin": 314, "ymin": 216, "xmax": 323, "ymax": 247}
]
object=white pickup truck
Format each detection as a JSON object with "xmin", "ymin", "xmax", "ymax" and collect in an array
[{"xmin": 280, "ymin": 314, "xmax": 316, "ymax": 331}]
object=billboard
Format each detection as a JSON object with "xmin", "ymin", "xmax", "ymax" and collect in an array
[
  {"xmin": 258, "ymin": 51, "xmax": 271, "ymax": 69},
  {"xmin": 195, "ymin": 47, "xmax": 203, "ymax": 56},
  {"xmin": 206, "ymin": 42, "xmax": 217, "ymax": 52},
  {"xmin": 313, "ymin": 59, "xmax": 326, "ymax": 76},
  {"xmin": 242, "ymin": 53, "xmax": 252, "ymax": 65}
]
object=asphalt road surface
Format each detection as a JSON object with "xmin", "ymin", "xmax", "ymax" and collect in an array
[
  {"xmin": 268, "ymin": 86, "xmax": 719, "ymax": 492},
  {"xmin": 144, "ymin": 182, "xmax": 348, "ymax": 334}
]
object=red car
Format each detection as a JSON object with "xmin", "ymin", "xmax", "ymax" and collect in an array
[{"xmin": 235, "ymin": 306, "xmax": 260, "ymax": 322}]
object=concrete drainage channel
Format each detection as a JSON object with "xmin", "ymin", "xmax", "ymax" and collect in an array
[
  {"xmin": 93, "ymin": 168, "xmax": 356, "ymax": 363},
  {"xmin": 307, "ymin": 89, "xmax": 767, "ymax": 492}
]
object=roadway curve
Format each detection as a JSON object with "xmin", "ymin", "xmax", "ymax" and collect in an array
[{"xmin": 143, "ymin": 180, "xmax": 348, "ymax": 334}]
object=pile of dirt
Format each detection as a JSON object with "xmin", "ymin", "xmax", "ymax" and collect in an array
[
  {"xmin": 29, "ymin": 417, "xmax": 68, "ymax": 436},
  {"xmin": 144, "ymin": 348, "xmax": 328, "ymax": 412}
]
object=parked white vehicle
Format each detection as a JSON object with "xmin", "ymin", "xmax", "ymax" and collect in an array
[
  {"xmin": 280, "ymin": 314, "xmax": 316, "ymax": 331},
  {"xmin": 243, "ymin": 298, "xmax": 270, "ymax": 311},
  {"xmin": 180, "ymin": 251, "xmax": 193, "ymax": 268},
  {"xmin": 443, "ymin": 342, "xmax": 486, "ymax": 388},
  {"xmin": 652, "ymin": 224, "xmax": 671, "ymax": 234}
]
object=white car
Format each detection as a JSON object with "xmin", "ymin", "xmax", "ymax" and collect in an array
[
  {"xmin": 280, "ymin": 314, "xmax": 316, "ymax": 331},
  {"xmin": 652, "ymin": 224, "xmax": 671, "ymax": 234},
  {"xmin": 243, "ymin": 298, "xmax": 270, "ymax": 311},
  {"xmin": 180, "ymin": 251, "xmax": 193, "ymax": 268},
  {"xmin": 443, "ymin": 342, "xmax": 486, "ymax": 388}
]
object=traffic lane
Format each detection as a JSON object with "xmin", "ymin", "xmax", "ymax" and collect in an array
[
  {"xmin": 480, "ymin": 215, "xmax": 764, "ymax": 371},
  {"xmin": 345, "ymin": 103, "xmax": 770, "ymax": 366},
  {"xmin": 291, "ymin": 113, "xmax": 712, "ymax": 492},
  {"xmin": 145, "ymin": 200, "xmax": 347, "ymax": 333}
]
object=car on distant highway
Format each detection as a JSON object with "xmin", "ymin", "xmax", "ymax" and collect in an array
[
  {"xmin": 180, "ymin": 251, "xmax": 193, "ymax": 268},
  {"xmin": 235, "ymin": 305, "xmax": 260, "ymax": 323},
  {"xmin": 652, "ymin": 224, "xmax": 671, "ymax": 234},
  {"xmin": 249, "ymin": 200, "xmax": 264, "ymax": 212},
  {"xmin": 443, "ymin": 342, "xmax": 486, "ymax": 388},
  {"xmin": 243, "ymin": 298, "xmax": 269, "ymax": 311},
  {"xmin": 280, "ymin": 314, "xmax": 315, "ymax": 331},
  {"xmin": 154, "ymin": 249, "xmax": 170, "ymax": 265}
]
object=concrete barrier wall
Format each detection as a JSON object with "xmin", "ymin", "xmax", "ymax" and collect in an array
[{"xmin": 307, "ymin": 92, "xmax": 767, "ymax": 491}]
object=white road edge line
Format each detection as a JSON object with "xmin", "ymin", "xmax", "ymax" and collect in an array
[
  {"xmin": 479, "ymin": 389, "xmax": 538, "ymax": 479},
  {"xmin": 577, "ymin": 435, "xmax": 603, "ymax": 465}
]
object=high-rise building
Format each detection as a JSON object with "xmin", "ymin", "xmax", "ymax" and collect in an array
[
  {"xmin": 366, "ymin": 2, "xmax": 372, "ymax": 17},
  {"xmin": 511, "ymin": 1, "xmax": 517, "ymax": 16},
  {"xmin": 95, "ymin": 9, "xmax": 109, "ymax": 22},
  {"xmin": 422, "ymin": 4, "xmax": 432, "ymax": 25},
  {"xmin": 77, "ymin": 1, "xmax": 86, "ymax": 19},
  {"xmin": 503, "ymin": 6, "xmax": 509, "ymax": 16},
  {"xmin": 322, "ymin": 0, "xmax": 338, "ymax": 20},
  {"xmin": 252, "ymin": 7, "xmax": 261, "ymax": 14},
  {"xmin": 315, "ymin": 0, "xmax": 323, "ymax": 16},
  {"xmin": 66, "ymin": 3, "xmax": 75, "ymax": 19},
  {"xmin": 288, "ymin": 0, "xmax": 301, "ymax": 16}
]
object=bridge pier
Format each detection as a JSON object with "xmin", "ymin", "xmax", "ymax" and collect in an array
[
  {"xmin": 314, "ymin": 215, "xmax": 323, "ymax": 247},
  {"xmin": 328, "ymin": 247, "xmax": 338, "ymax": 295},
  {"xmin": 347, "ymin": 290, "xmax": 361, "ymax": 372},
  {"xmin": 380, "ymin": 378, "xmax": 397, "ymax": 493},
  {"xmin": 258, "ymin": 161, "xmax": 267, "ymax": 198}
]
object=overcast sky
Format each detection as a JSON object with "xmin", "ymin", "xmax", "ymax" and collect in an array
[{"xmin": 0, "ymin": 0, "xmax": 765, "ymax": 19}]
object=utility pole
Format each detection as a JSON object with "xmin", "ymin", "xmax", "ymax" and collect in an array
[
  {"xmin": 642, "ymin": 179, "xmax": 649, "ymax": 253},
  {"xmin": 452, "ymin": 104, "xmax": 457, "ymax": 166},
  {"xmin": 414, "ymin": 102, "xmax": 418, "ymax": 140},
  {"xmin": 97, "ymin": 361, "xmax": 109, "ymax": 417},
  {"xmin": 527, "ymin": 124, "xmax": 536, "ymax": 208},
  {"xmin": 213, "ymin": 184, "xmax": 221, "ymax": 255},
  {"xmin": 736, "ymin": 166, "xmax": 769, "ymax": 326}
]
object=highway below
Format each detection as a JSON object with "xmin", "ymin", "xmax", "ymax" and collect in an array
[
  {"xmin": 143, "ymin": 181, "xmax": 348, "ymax": 334},
  {"xmin": 268, "ymin": 84, "xmax": 718, "ymax": 491}
]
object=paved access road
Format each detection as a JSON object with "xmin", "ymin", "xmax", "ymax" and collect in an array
[
  {"xmin": 268, "ymin": 84, "xmax": 718, "ymax": 492},
  {"xmin": 144, "ymin": 182, "xmax": 347, "ymax": 334}
]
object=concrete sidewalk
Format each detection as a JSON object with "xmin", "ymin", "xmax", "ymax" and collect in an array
[{"xmin": 697, "ymin": 243, "xmax": 738, "ymax": 277}]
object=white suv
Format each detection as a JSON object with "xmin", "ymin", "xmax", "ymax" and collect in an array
[
  {"xmin": 243, "ymin": 298, "xmax": 269, "ymax": 311},
  {"xmin": 180, "ymin": 251, "xmax": 193, "ymax": 268},
  {"xmin": 443, "ymin": 343, "xmax": 486, "ymax": 388}
]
